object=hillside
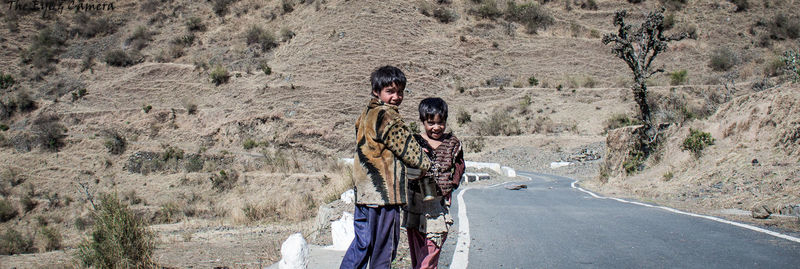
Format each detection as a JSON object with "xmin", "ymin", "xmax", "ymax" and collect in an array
[{"xmin": 1, "ymin": 0, "xmax": 799, "ymax": 266}]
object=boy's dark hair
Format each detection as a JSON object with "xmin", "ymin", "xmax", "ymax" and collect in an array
[
  {"xmin": 419, "ymin": 97, "xmax": 448, "ymax": 122},
  {"xmin": 370, "ymin": 65, "xmax": 406, "ymax": 95}
]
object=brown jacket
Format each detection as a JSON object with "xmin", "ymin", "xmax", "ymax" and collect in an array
[{"xmin": 353, "ymin": 99, "xmax": 431, "ymax": 205}]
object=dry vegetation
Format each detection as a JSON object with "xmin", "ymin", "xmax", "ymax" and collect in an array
[{"xmin": 1, "ymin": 0, "xmax": 799, "ymax": 267}]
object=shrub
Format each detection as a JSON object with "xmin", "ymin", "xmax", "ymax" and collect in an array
[
  {"xmin": 184, "ymin": 101, "xmax": 197, "ymax": 115},
  {"xmin": 39, "ymin": 225, "xmax": 62, "ymax": 251},
  {"xmin": 104, "ymin": 131, "xmax": 127, "ymax": 155},
  {"xmin": 663, "ymin": 171, "xmax": 674, "ymax": 181},
  {"xmin": 76, "ymin": 193, "xmax": 155, "ymax": 268},
  {"xmin": 186, "ymin": 17, "xmax": 206, "ymax": 32},
  {"xmin": 505, "ymin": 1, "xmax": 554, "ymax": 34},
  {"xmin": 583, "ymin": 77, "xmax": 597, "ymax": 88},
  {"xmin": 0, "ymin": 228, "xmax": 35, "ymax": 255},
  {"xmin": 246, "ymin": 25, "xmax": 278, "ymax": 52},
  {"xmin": 210, "ymin": 65, "xmax": 230, "ymax": 86},
  {"xmin": 142, "ymin": 104, "xmax": 152, "ymax": 113},
  {"xmin": 475, "ymin": 111, "xmax": 521, "ymax": 136},
  {"xmin": 469, "ymin": 0, "xmax": 502, "ymax": 19},
  {"xmin": 210, "ymin": 170, "xmax": 238, "ymax": 192},
  {"xmin": 0, "ymin": 124, "xmax": 7, "ymax": 131},
  {"xmin": 623, "ymin": 149, "xmax": 645, "ymax": 175},
  {"xmin": 105, "ymin": 49, "xmax": 136, "ymax": 67},
  {"xmin": 465, "ymin": 136, "xmax": 485, "ymax": 153},
  {"xmin": 14, "ymin": 91, "xmax": 36, "ymax": 112},
  {"xmin": 0, "ymin": 72, "xmax": 14, "ymax": 90},
  {"xmin": 729, "ymin": 0, "xmax": 748, "ymax": 12},
  {"xmin": 604, "ymin": 114, "xmax": 641, "ymax": 133},
  {"xmin": 528, "ymin": 75, "xmax": 539, "ymax": 86},
  {"xmin": 0, "ymin": 199, "xmax": 17, "ymax": 222},
  {"xmin": 71, "ymin": 88, "xmax": 88, "ymax": 102},
  {"xmin": 764, "ymin": 57, "xmax": 786, "ymax": 77},
  {"xmin": 127, "ymin": 26, "xmax": 153, "ymax": 51},
  {"xmin": 280, "ymin": 27, "xmax": 296, "ymax": 42},
  {"xmin": 669, "ymin": 69, "xmax": 688, "ymax": 85},
  {"xmin": 682, "ymin": 129, "xmax": 715, "ymax": 157},
  {"xmin": 213, "ymin": 0, "xmax": 235, "ymax": 16},
  {"xmin": 662, "ymin": 13, "xmax": 675, "ymax": 30},
  {"xmin": 709, "ymin": 47, "xmax": 737, "ymax": 71},
  {"xmin": 456, "ymin": 110, "xmax": 471, "ymax": 126},
  {"xmin": 33, "ymin": 114, "xmax": 66, "ymax": 152},
  {"xmin": 580, "ymin": 0, "xmax": 598, "ymax": 10},
  {"xmin": 260, "ymin": 63, "xmax": 272, "ymax": 75},
  {"xmin": 243, "ymin": 139, "xmax": 258, "ymax": 150},
  {"xmin": 21, "ymin": 24, "xmax": 68, "ymax": 69},
  {"xmin": 433, "ymin": 7, "xmax": 459, "ymax": 23},
  {"xmin": 660, "ymin": 0, "xmax": 687, "ymax": 11},
  {"xmin": 156, "ymin": 202, "xmax": 182, "ymax": 223},
  {"xmin": 768, "ymin": 14, "xmax": 800, "ymax": 40},
  {"xmin": 282, "ymin": 0, "xmax": 294, "ymax": 14},
  {"xmin": 72, "ymin": 14, "xmax": 116, "ymax": 38}
]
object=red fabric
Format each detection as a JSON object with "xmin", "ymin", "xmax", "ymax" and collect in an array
[{"xmin": 407, "ymin": 229, "xmax": 446, "ymax": 269}]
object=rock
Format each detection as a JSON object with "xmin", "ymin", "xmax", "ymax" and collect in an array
[
  {"xmin": 751, "ymin": 205, "xmax": 771, "ymax": 219},
  {"xmin": 278, "ymin": 233, "xmax": 309, "ymax": 269},
  {"xmin": 505, "ymin": 184, "xmax": 527, "ymax": 190}
]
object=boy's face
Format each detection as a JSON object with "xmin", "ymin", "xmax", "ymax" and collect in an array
[
  {"xmin": 423, "ymin": 114, "xmax": 446, "ymax": 140},
  {"xmin": 373, "ymin": 83, "xmax": 404, "ymax": 106}
]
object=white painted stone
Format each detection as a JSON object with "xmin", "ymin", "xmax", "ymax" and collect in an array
[
  {"xmin": 550, "ymin": 161, "xmax": 572, "ymax": 169},
  {"xmin": 278, "ymin": 233, "xmax": 309, "ymax": 269},
  {"xmin": 501, "ymin": 166, "xmax": 516, "ymax": 177},
  {"xmin": 465, "ymin": 161, "xmax": 503, "ymax": 174},
  {"xmin": 329, "ymin": 212, "xmax": 355, "ymax": 250},
  {"xmin": 340, "ymin": 189, "xmax": 355, "ymax": 204}
]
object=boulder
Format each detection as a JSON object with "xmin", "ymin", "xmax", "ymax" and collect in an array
[
  {"xmin": 751, "ymin": 205, "xmax": 771, "ymax": 219},
  {"xmin": 278, "ymin": 233, "xmax": 309, "ymax": 269}
]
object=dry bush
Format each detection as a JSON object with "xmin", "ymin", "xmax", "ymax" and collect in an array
[
  {"xmin": 0, "ymin": 72, "xmax": 14, "ymax": 90},
  {"xmin": 0, "ymin": 228, "xmax": 35, "ymax": 255},
  {"xmin": 604, "ymin": 114, "xmax": 641, "ymax": 133},
  {"xmin": 0, "ymin": 199, "xmax": 17, "ymax": 222},
  {"xmin": 531, "ymin": 115, "xmax": 554, "ymax": 134},
  {"xmin": 21, "ymin": 23, "xmax": 68, "ymax": 69},
  {"xmin": 32, "ymin": 114, "xmax": 66, "ymax": 152},
  {"xmin": 660, "ymin": 0, "xmax": 687, "ymax": 11},
  {"xmin": 729, "ymin": 0, "xmax": 748, "ymax": 12},
  {"xmin": 464, "ymin": 136, "xmax": 486, "ymax": 153},
  {"xmin": 186, "ymin": 17, "xmax": 206, "ymax": 32},
  {"xmin": 105, "ymin": 49, "xmax": 136, "ymax": 67},
  {"xmin": 280, "ymin": 28, "xmax": 296, "ymax": 42},
  {"xmin": 469, "ymin": 0, "xmax": 502, "ymax": 20},
  {"xmin": 38, "ymin": 225, "xmax": 62, "ymax": 251},
  {"xmin": 246, "ymin": 25, "xmax": 278, "ymax": 52},
  {"xmin": 767, "ymin": 14, "xmax": 800, "ymax": 40},
  {"xmin": 475, "ymin": 111, "xmax": 521, "ymax": 136},
  {"xmin": 104, "ymin": 131, "xmax": 127, "ymax": 155},
  {"xmin": 126, "ymin": 26, "xmax": 154, "ymax": 51},
  {"xmin": 210, "ymin": 65, "xmax": 230, "ymax": 86},
  {"xmin": 505, "ymin": 1, "xmax": 553, "ymax": 34},
  {"xmin": 76, "ymin": 193, "xmax": 155, "ymax": 268},
  {"xmin": 72, "ymin": 14, "xmax": 117, "ymax": 38},
  {"xmin": 210, "ymin": 170, "xmax": 238, "ymax": 192},
  {"xmin": 155, "ymin": 202, "xmax": 182, "ymax": 223},
  {"xmin": 709, "ymin": 47, "xmax": 738, "ymax": 71}
]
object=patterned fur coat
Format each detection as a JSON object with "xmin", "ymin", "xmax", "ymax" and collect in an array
[{"xmin": 353, "ymin": 98, "xmax": 432, "ymax": 206}]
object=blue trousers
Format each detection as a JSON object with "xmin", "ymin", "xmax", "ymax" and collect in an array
[{"xmin": 339, "ymin": 204, "xmax": 401, "ymax": 269}]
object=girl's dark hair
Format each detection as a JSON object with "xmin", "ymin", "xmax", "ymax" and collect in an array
[
  {"xmin": 418, "ymin": 97, "xmax": 448, "ymax": 122},
  {"xmin": 370, "ymin": 66, "xmax": 406, "ymax": 95}
]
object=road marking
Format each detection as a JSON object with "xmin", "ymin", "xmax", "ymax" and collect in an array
[
  {"xmin": 571, "ymin": 180, "xmax": 800, "ymax": 244},
  {"xmin": 451, "ymin": 174, "xmax": 534, "ymax": 269}
]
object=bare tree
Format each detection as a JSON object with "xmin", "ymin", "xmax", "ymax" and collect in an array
[{"xmin": 602, "ymin": 8, "xmax": 687, "ymax": 155}]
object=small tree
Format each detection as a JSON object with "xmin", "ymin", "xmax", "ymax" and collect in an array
[{"xmin": 602, "ymin": 8, "xmax": 687, "ymax": 156}]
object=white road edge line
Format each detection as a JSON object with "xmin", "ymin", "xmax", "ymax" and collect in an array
[
  {"xmin": 571, "ymin": 180, "xmax": 800, "ymax": 244},
  {"xmin": 451, "ymin": 174, "xmax": 533, "ymax": 269}
]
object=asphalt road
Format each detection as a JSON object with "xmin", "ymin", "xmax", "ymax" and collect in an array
[{"xmin": 439, "ymin": 171, "xmax": 800, "ymax": 269}]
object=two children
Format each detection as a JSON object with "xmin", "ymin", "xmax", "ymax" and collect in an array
[{"xmin": 341, "ymin": 65, "xmax": 463, "ymax": 269}]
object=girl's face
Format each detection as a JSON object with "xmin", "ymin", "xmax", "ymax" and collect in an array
[{"xmin": 423, "ymin": 114, "xmax": 446, "ymax": 140}]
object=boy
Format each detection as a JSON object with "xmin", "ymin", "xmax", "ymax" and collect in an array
[
  {"xmin": 340, "ymin": 66, "xmax": 433, "ymax": 269},
  {"xmin": 404, "ymin": 97, "xmax": 465, "ymax": 269}
]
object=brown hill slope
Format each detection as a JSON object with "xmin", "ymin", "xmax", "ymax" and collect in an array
[{"xmin": 1, "ymin": 0, "xmax": 799, "ymax": 266}]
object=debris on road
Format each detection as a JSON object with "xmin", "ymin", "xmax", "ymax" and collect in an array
[{"xmin": 505, "ymin": 184, "xmax": 527, "ymax": 190}]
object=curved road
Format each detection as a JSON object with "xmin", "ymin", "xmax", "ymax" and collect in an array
[{"xmin": 439, "ymin": 171, "xmax": 800, "ymax": 268}]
